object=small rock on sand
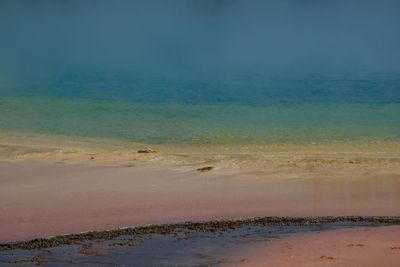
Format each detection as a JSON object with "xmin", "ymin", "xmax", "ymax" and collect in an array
[
  {"xmin": 196, "ymin": 166, "xmax": 214, "ymax": 172},
  {"xmin": 347, "ymin": 243, "xmax": 365, "ymax": 247},
  {"xmin": 137, "ymin": 148, "xmax": 156, "ymax": 153},
  {"xmin": 320, "ymin": 255, "xmax": 334, "ymax": 260}
]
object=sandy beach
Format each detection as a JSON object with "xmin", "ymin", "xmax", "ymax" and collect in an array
[
  {"xmin": 0, "ymin": 136, "xmax": 399, "ymax": 267},
  {"xmin": 233, "ymin": 225, "xmax": 400, "ymax": 267},
  {"xmin": 1, "ymin": 136, "xmax": 400, "ymax": 243}
]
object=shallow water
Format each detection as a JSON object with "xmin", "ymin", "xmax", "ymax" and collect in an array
[
  {"xmin": 0, "ymin": 222, "xmax": 384, "ymax": 267},
  {"xmin": 1, "ymin": 96, "xmax": 400, "ymax": 145}
]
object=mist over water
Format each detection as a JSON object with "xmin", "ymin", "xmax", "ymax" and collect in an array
[{"xmin": 0, "ymin": 1, "xmax": 400, "ymax": 143}]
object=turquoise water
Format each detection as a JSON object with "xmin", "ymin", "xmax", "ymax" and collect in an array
[
  {"xmin": 0, "ymin": 1, "xmax": 400, "ymax": 144},
  {"xmin": 1, "ymin": 94, "xmax": 400, "ymax": 144}
]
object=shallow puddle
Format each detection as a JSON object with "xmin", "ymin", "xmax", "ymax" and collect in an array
[{"xmin": 0, "ymin": 221, "xmax": 389, "ymax": 267}]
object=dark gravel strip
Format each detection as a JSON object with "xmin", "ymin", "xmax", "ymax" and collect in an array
[{"xmin": 1, "ymin": 216, "xmax": 399, "ymax": 251}]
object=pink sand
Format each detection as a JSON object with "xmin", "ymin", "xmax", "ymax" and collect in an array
[
  {"xmin": 233, "ymin": 226, "xmax": 400, "ymax": 267},
  {"xmin": 1, "ymin": 160, "xmax": 400, "ymax": 242}
]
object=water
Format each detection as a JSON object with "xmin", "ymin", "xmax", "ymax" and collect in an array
[
  {"xmin": 0, "ymin": 222, "xmax": 383, "ymax": 267},
  {"xmin": 1, "ymin": 95, "xmax": 400, "ymax": 145},
  {"xmin": 0, "ymin": 1, "xmax": 400, "ymax": 145}
]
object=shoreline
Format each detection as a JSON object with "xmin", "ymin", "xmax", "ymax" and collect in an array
[
  {"xmin": 1, "ymin": 132, "xmax": 400, "ymax": 244},
  {"xmin": 1, "ymin": 216, "xmax": 399, "ymax": 250},
  {"xmin": 1, "ymin": 131, "xmax": 400, "ymax": 168},
  {"xmin": 1, "ymin": 134, "xmax": 400, "ymax": 243},
  {"xmin": 1, "ymin": 159, "xmax": 400, "ymax": 243}
]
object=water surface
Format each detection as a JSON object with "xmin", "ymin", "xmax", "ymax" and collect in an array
[{"xmin": 1, "ymin": 1, "xmax": 400, "ymax": 145}]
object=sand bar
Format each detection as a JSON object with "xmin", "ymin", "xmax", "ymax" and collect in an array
[
  {"xmin": 1, "ymin": 156, "xmax": 400, "ymax": 242},
  {"xmin": 1, "ymin": 134, "xmax": 400, "ymax": 242}
]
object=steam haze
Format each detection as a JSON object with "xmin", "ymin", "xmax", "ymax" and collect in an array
[{"xmin": 0, "ymin": 0, "xmax": 399, "ymax": 103}]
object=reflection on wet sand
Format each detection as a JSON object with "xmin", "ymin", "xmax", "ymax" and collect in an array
[
  {"xmin": 236, "ymin": 225, "xmax": 400, "ymax": 267},
  {"xmin": 1, "ymin": 222, "xmax": 399, "ymax": 267}
]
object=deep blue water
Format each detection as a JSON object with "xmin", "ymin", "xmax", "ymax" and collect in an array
[{"xmin": 0, "ymin": 1, "xmax": 399, "ymax": 144}]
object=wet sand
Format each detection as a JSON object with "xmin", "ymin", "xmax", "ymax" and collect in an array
[
  {"xmin": 235, "ymin": 225, "xmax": 400, "ymax": 267},
  {"xmin": 1, "ymin": 134, "xmax": 400, "ymax": 243},
  {"xmin": 1, "ymin": 136, "xmax": 400, "ymax": 266},
  {"xmin": 1, "ymin": 220, "xmax": 399, "ymax": 266},
  {"xmin": 1, "ymin": 158, "xmax": 400, "ymax": 242}
]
